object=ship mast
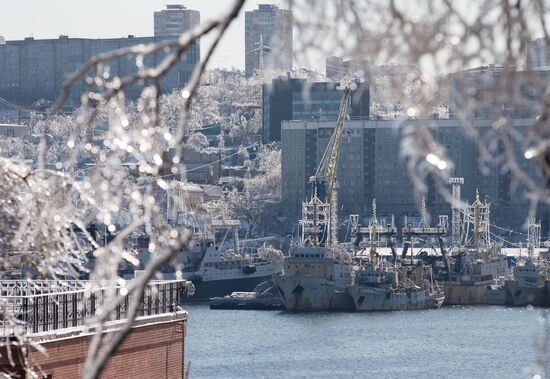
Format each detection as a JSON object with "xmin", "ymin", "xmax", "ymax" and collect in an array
[
  {"xmin": 449, "ymin": 177, "xmax": 464, "ymax": 248},
  {"xmin": 527, "ymin": 218, "xmax": 541, "ymax": 259},
  {"xmin": 462, "ymin": 189, "xmax": 491, "ymax": 249}
]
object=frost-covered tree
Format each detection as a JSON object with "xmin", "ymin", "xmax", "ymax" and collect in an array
[
  {"xmin": 159, "ymin": 68, "xmax": 267, "ymax": 145},
  {"xmin": 186, "ymin": 131, "xmax": 210, "ymax": 150},
  {"xmin": 0, "ymin": 1, "xmax": 246, "ymax": 378},
  {"xmin": 207, "ymin": 145, "xmax": 281, "ymax": 235}
]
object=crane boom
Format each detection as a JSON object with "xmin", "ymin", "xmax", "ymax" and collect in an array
[
  {"xmin": 312, "ymin": 86, "xmax": 352, "ymax": 206},
  {"xmin": 301, "ymin": 84, "xmax": 353, "ymax": 247}
]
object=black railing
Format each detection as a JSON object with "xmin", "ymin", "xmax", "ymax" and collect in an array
[{"xmin": 0, "ymin": 280, "xmax": 190, "ymax": 334}]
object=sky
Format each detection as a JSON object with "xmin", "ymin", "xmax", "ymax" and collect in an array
[{"xmin": 0, "ymin": 0, "xmax": 285, "ymax": 71}]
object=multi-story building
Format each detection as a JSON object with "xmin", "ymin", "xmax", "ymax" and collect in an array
[
  {"xmin": 183, "ymin": 146, "xmax": 222, "ymax": 184},
  {"xmin": 528, "ymin": 38, "xmax": 550, "ymax": 69},
  {"xmin": 0, "ymin": 35, "xmax": 199, "ymax": 104},
  {"xmin": 245, "ymin": 4, "xmax": 292, "ymax": 77},
  {"xmin": 262, "ymin": 77, "xmax": 369, "ymax": 143},
  {"xmin": 0, "ymin": 123, "xmax": 28, "ymax": 137},
  {"xmin": 154, "ymin": 4, "xmax": 200, "ymax": 38},
  {"xmin": 448, "ymin": 66, "xmax": 548, "ymax": 119},
  {"xmin": 281, "ymin": 117, "xmax": 541, "ymax": 230}
]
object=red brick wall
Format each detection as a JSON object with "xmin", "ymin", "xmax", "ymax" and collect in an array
[{"xmin": 2, "ymin": 318, "xmax": 186, "ymax": 379}]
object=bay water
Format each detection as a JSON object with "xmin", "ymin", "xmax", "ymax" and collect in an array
[{"xmin": 185, "ymin": 304, "xmax": 547, "ymax": 379}]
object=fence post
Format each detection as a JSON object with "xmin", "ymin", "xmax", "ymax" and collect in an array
[
  {"xmin": 22, "ymin": 297, "xmax": 29, "ymax": 332},
  {"xmin": 147, "ymin": 287, "xmax": 152, "ymax": 316},
  {"xmin": 91, "ymin": 292, "xmax": 96, "ymax": 317},
  {"xmin": 43, "ymin": 295, "xmax": 48, "ymax": 332},
  {"xmin": 169, "ymin": 283, "xmax": 174, "ymax": 312},
  {"xmin": 32, "ymin": 298, "xmax": 38, "ymax": 334},
  {"xmin": 53, "ymin": 295, "xmax": 59, "ymax": 330},
  {"xmin": 64, "ymin": 293, "xmax": 69, "ymax": 328},
  {"xmin": 72, "ymin": 293, "xmax": 77, "ymax": 327}
]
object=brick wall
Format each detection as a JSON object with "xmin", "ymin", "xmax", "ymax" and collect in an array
[{"xmin": 1, "ymin": 313, "xmax": 186, "ymax": 379}]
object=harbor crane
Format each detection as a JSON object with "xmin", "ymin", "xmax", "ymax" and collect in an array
[{"xmin": 300, "ymin": 82, "xmax": 353, "ymax": 247}]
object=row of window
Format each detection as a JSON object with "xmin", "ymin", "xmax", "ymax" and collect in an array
[{"xmin": 294, "ymin": 254, "xmax": 325, "ymax": 259}]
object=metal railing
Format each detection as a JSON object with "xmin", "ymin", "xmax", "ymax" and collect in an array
[{"xmin": 0, "ymin": 280, "xmax": 190, "ymax": 334}]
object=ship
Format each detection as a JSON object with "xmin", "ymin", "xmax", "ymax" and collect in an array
[
  {"xmin": 173, "ymin": 218, "xmax": 284, "ymax": 301},
  {"xmin": 272, "ymin": 198, "xmax": 355, "ymax": 311},
  {"xmin": 443, "ymin": 179, "xmax": 510, "ymax": 305},
  {"xmin": 347, "ymin": 200, "xmax": 444, "ymax": 311},
  {"xmin": 486, "ymin": 219, "xmax": 550, "ymax": 306},
  {"xmin": 210, "ymin": 280, "xmax": 283, "ymax": 310},
  {"xmin": 272, "ymin": 84, "xmax": 356, "ymax": 311},
  {"xmin": 348, "ymin": 253, "xmax": 444, "ymax": 311}
]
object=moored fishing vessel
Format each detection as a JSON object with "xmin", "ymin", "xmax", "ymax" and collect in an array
[
  {"xmin": 272, "ymin": 192, "xmax": 355, "ymax": 311},
  {"xmin": 167, "ymin": 218, "xmax": 284, "ymax": 300},
  {"xmin": 444, "ymin": 179, "xmax": 509, "ymax": 305},
  {"xmin": 348, "ymin": 252, "xmax": 444, "ymax": 311},
  {"xmin": 348, "ymin": 272, "xmax": 444, "ymax": 311},
  {"xmin": 487, "ymin": 219, "xmax": 550, "ymax": 306},
  {"xmin": 273, "ymin": 242, "xmax": 354, "ymax": 311},
  {"xmin": 347, "ymin": 207, "xmax": 444, "ymax": 312}
]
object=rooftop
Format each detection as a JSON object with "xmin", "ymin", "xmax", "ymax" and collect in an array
[{"xmin": 166, "ymin": 4, "xmax": 186, "ymax": 10}]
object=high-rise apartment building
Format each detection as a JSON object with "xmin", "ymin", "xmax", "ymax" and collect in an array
[
  {"xmin": 528, "ymin": 38, "xmax": 550, "ymax": 69},
  {"xmin": 245, "ymin": 4, "xmax": 292, "ymax": 77},
  {"xmin": 154, "ymin": 4, "xmax": 200, "ymax": 38},
  {"xmin": 0, "ymin": 35, "xmax": 199, "ymax": 104}
]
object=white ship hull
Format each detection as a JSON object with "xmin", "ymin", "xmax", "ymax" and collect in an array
[
  {"xmin": 348, "ymin": 286, "xmax": 444, "ymax": 311},
  {"xmin": 272, "ymin": 274, "xmax": 353, "ymax": 311},
  {"xmin": 183, "ymin": 275, "xmax": 274, "ymax": 301}
]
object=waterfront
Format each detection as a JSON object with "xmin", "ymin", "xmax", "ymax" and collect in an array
[{"xmin": 185, "ymin": 304, "xmax": 546, "ymax": 379}]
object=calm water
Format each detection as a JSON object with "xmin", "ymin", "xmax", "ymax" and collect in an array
[{"xmin": 184, "ymin": 304, "xmax": 547, "ymax": 379}]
